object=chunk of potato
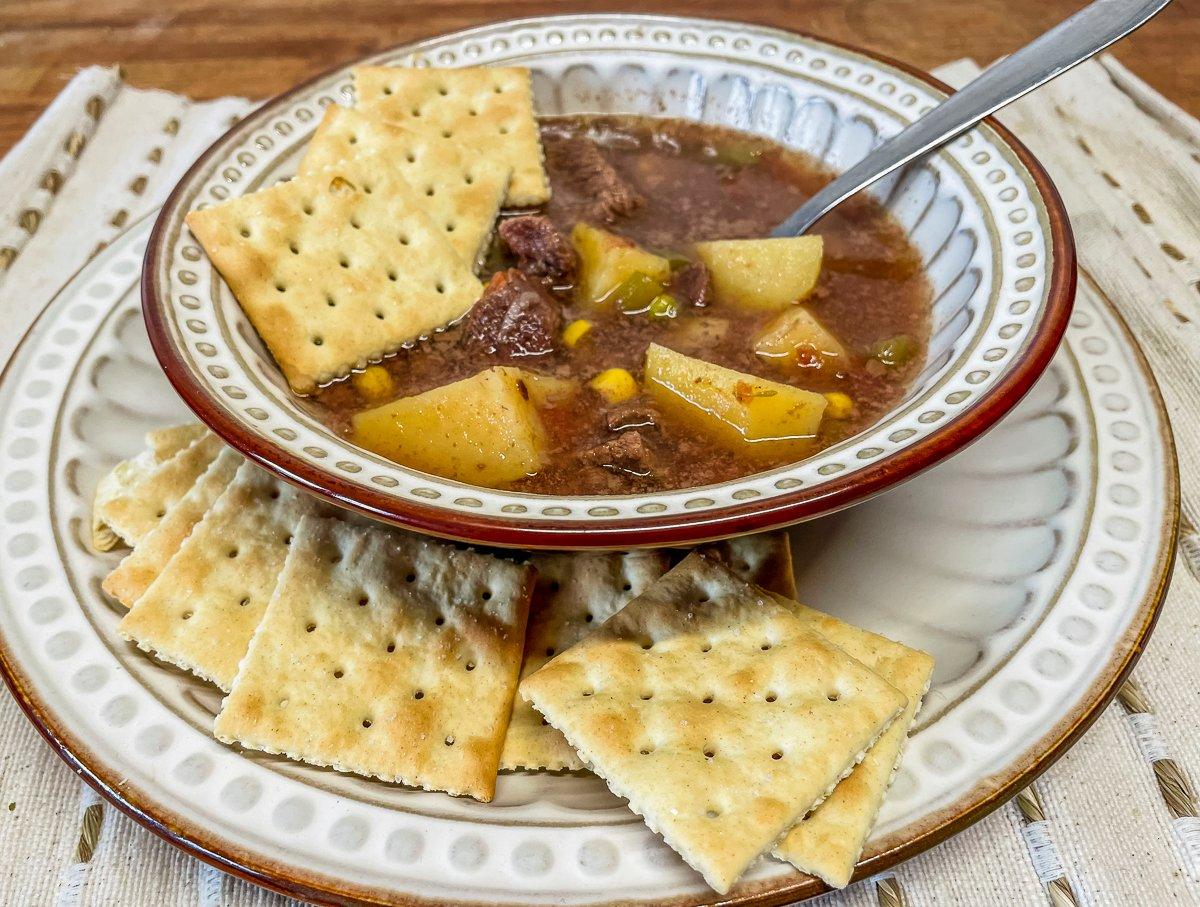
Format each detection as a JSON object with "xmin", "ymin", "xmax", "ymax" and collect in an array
[
  {"xmin": 694, "ymin": 236, "xmax": 824, "ymax": 310},
  {"xmin": 572, "ymin": 223, "xmax": 670, "ymax": 306},
  {"xmin": 754, "ymin": 306, "xmax": 846, "ymax": 369},
  {"xmin": 643, "ymin": 344, "xmax": 827, "ymax": 458},
  {"xmin": 350, "ymin": 367, "xmax": 568, "ymax": 486}
]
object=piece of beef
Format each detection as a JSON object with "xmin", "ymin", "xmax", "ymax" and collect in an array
[
  {"xmin": 548, "ymin": 137, "xmax": 644, "ymax": 222},
  {"xmin": 670, "ymin": 261, "xmax": 712, "ymax": 308},
  {"xmin": 582, "ymin": 430, "xmax": 654, "ymax": 475},
  {"xmin": 604, "ymin": 402, "xmax": 659, "ymax": 433},
  {"xmin": 462, "ymin": 269, "xmax": 561, "ymax": 360},
  {"xmin": 498, "ymin": 215, "xmax": 576, "ymax": 284}
]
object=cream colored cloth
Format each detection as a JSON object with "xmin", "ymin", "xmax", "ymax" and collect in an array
[{"xmin": 1, "ymin": 58, "xmax": 1198, "ymax": 906}]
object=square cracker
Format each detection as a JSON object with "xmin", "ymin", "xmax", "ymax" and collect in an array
[
  {"xmin": 771, "ymin": 594, "xmax": 934, "ymax": 888},
  {"xmin": 353, "ymin": 65, "xmax": 549, "ymax": 207},
  {"xmin": 215, "ymin": 515, "xmax": 535, "ymax": 801},
  {"xmin": 501, "ymin": 551, "xmax": 670, "ymax": 772},
  {"xmin": 118, "ymin": 462, "xmax": 329, "ymax": 690},
  {"xmin": 103, "ymin": 448, "xmax": 243, "ymax": 608},
  {"xmin": 705, "ymin": 531, "xmax": 796, "ymax": 599},
  {"xmin": 186, "ymin": 164, "xmax": 483, "ymax": 394},
  {"xmin": 92, "ymin": 430, "xmax": 223, "ymax": 550},
  {"xmin": 520, "ymin": 552, "xmax": 906, "ymax": 894},
  {"xmin": 297, "ymin": 105, "xmax": 510, "ymax": 271}
]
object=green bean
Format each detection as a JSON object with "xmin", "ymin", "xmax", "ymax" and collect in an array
[
  {"xmin": 869, "ymin": 334, "xmax": 918, "ymax": 368},
  {"xmin": 605, "ymin": 271, "xmax": 665, "ymax": 314}
]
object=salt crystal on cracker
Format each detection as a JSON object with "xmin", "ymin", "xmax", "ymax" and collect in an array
[
  {"xmin": 92, "ymin": 430, "xmax": 222, "ymax": 550},
  {"xmin": 353, "ymin": 65, "xmax": 549, "ymax": 207},
  {"xmin": 186, "ymin": 165, "xmax": 482, "ymax": 394},
  {"xmin": 501, "ymin": 551, "xmax": 669, "ymax": 772},
  {"xmin": 770, "ymin": 593, "xmax": 934, "ymax": 888},
  {"xmin": 118, "ymin": 462, "xmax": 329, "ymax": 689},
  {"xmin": 214, "ymin": 515, "xmax": 534, "ymax": 801},
  {"xmin": 103, "ymin": 447, "xmax": 242, "ymax": 608},
  {"xmin": 298, "ymin": 105, "xmax": 509, "ymax": 271},
  {"xmin": 520, "ymin": 552, "xmax": 906, "ymax": 894}
]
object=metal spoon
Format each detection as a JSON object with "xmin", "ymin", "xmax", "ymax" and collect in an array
[{"xmin": 772, "ymin": 0, "xmax": 1172, "ymax": 237}]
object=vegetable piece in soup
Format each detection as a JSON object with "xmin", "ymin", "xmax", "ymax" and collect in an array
[
  {"xmin": 643, "ymin": 344, "xmax": 827, "ymax": 458},
  {"xmin": 350, "ymin": 367, "xmax": 576, "ymax": 485}
]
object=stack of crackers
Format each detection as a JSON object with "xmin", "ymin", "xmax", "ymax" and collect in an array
[
  {"xmin": 186, "ymin": 66, "xmax": 551, "ymax": 394},
  {"xmin": 95, "ymin": 424, "xmax": 932, "ymax": 894}
]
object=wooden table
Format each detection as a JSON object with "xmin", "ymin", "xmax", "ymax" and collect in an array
[{"xmin": 1, "ymin": 0, "xmax": 1196, "ymax": 155}]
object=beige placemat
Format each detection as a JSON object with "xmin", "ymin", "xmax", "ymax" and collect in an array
[{"xmin": 0, "ymin": 58, "xmax": 1198, "ymax": 907}]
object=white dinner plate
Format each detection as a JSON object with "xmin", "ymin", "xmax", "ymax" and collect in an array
[{"xmin": 0, "ymin": 214, "xmax": 1176, "ymax": 904}]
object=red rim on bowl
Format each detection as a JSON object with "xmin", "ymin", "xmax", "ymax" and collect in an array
[{"xmin": 142, "ymin": 19, "xmax": 1077, "ymax": 550}]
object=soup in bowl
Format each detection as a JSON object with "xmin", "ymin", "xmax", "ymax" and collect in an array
[{"xmin": 143, "ymin": 16, "xmax": 1074, "ymax": 548}]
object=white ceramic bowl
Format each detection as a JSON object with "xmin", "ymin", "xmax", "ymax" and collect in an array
[{"xmin": 143, "ymin": 14, "xmax": 1075, "ymax": 549}]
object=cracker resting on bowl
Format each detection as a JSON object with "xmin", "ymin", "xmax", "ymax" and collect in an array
[
  {"xmin": 297, "ymin": 105, "xmax": 510, "ymax": 271},
  {"xmin": 92, "ymin": 430, "xmax": 222, "ymax": 550},
  {"xmin": 520, "ymin": 552, "xmax": 906, "ymax": 894},
  {"xmin": 102, "ymin": 447, "xmax": 243, "ymax": 608},
  {"xmin": 215, "ymin": 515, "xmax": 535, "ymax": 801},
  {"xmin": 501, "ymin": 551, "xmax": 670, "ymax": 772},
  {"xmin": 353, "ymin": 65, "xmax": 549, "ymax": 207},
  {"xmin": 118, "ymin": 462, "xmax": 330, "ymax": 689},
  {"xmin": 770, "ymin": 593, "xmax": 934, "ymax": 888},
  {"xmin": 186, "ymin": 164, "xmax": 483, "ymax": 394}
]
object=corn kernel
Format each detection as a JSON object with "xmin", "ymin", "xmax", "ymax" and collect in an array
[
  {"xmin": 563, "ymin": 319, "xmax": 593, "ymax": 348},
  {"xmin": 823, "ymin": 391, "xmax": 855, "ymax": 420},
  {"xmin": 589, "ymin": 368, "xmax": 639, "ymax": 404},
  {"xmin": 352, "ymin": 365, "xmax": 395, "ymax": 402}
]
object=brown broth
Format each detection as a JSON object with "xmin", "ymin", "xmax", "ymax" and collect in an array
[{"xmin": 313, "ymin": 115, "xmax": 931, "ymax": 495}]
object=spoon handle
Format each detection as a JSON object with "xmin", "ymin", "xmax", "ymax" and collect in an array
[{"xmin": 772, "ymin": 0, "xmax": 1172, "ymax": 237}]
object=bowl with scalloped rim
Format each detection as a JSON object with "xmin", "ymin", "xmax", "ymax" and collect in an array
[{"xmin": 142, "ymin": 14, "xmax": 1075, "ymax": 549}]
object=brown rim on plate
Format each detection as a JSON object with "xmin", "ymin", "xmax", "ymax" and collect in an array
[
  {"xmin": 140, "ymin": 16, "xmax": 1078, "ymax": 551},
  {"xmin": 0, "ymin": 237, "xmax": 1177, "ymax": 905}
]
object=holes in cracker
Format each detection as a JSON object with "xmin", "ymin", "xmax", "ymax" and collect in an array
[
  {"xmin": 425, "ymin": 186, "xmax": 435, "ymax": 197},
  {"xmin": 227, "ymin": 548, "xmax": 239, "ymax": 559},
  {"xmin": 357, "ymin": 594, "xmax": 369, "ymax": 607},
  {"xmin": 702, "ymin": 694, "xmax": 714, "ymax": 704},
  {"xmin": 339, "ymin": 256, "xmax": 350, "ymax": 269},
  {"xmin": 581, "ymin": 689, "xmax": 594, "ymax": 697},
  {"xmin": 349, "ymin": 217, "xmax": 361, "ymax": 230},
  {"xmin": 827, "ymin": 691, "xmax": 841, "ymax": 702},
  {"xmin": 411, "ymin": 107, "xmax": 421, "ymax": 117},
  {"xmin": 437, "ymin": 85, "xmax": 449, "ymax": 96},
  {"xmin": 333, "ymin": 668, "xmax": 345, "ymax": 679},
  {"xmin": 435, "ymin": 282, "xmax": 445, "ymax": 294},
  {"xmin": 760, "ymin": 642, "xmax": 773, "ymax": 651},
  {"xmin": 441, "ymin": 130, "xmax": 453, "ymax": 139},
  {"xmin": 404, "ymin": 572, "xmax": 416, "ymax": 583},
  {"xmin": 182, "ymin": 610, "xmax": 194, "ymax": 621},
  {"xmin": 771, "ymin": 750, "xmax": 784, "ymax": 760},
  {"xmin": 414, "ymin": 690, "xmax": 424, "ymax": 699},
  {"xmin": 361, "ymin": 718, "xmax": 373, "ymax": 728},
  {"xmin": 288, "ymin": 241, "xmax": 299, "ymax": 255},
  {"xmin": 765, "ymin": 691, "xmax": 778, "ymax": 703},
  {"xmin": 312, "ymin": 336, "xmax": 324, "ymax": 346},
  {"xmin": 435, "ymin": 615, "xmax": 445, "ymax": 626},
  {"xmin": 640, "ymin": 691, "xmax": 653, "ymax": 701},
  {"xmin": 326, "ymin": 295, "xmax": 337, "ymax": 308},
  {"xmin": 705, "ymin": 808, "xmax": 720, "ymax": 819},
  {"xmin": 584, "ymin": 611, "xmax": 594, "ymax": 623},
  {"xmin": 387, "ymin": 269, "xmax": 398, "ymax": 282},
  {"xmin": 639, "ymin": 639, "xmax": 654, "ymax": 651},
  {"xmin": 283, "ymin": 534, "xmax": 293, "ymax": 546},
  {"xmin": 622, "ymin": 582, "xmax": 632, "ymax": 592},
  {"xmin": 383, "ymin": 85, "xmax": 394, "ymax": 96},
  {"xmin": 444, "ymin": 735, "xmax": 455, "ymax": 746},
  {"xmin": 481, "ymin": 590, "xmax": 492, "ymax": 601},
  {"xmin": 238, "ymin": 596, "xmax": 250, "ymax": 608},
  {"xmin": 239, "ymin": 226, "xmax": 251, "ymax": 238},
  {"xmin": 386, "ymin": 642, "xmax": 396, "ymax": 653},
  {"xmin": 302, "ymin": 203, "xmax": 315, "ymax": 216},
  {"xmin": 445, "ymin": 222, "xmax": 456, "ymax": 233},
  {"xmin": 275, "ymin": 282, "xmax": 286, "ymax": 293},
  {"xmin": 464, "ymin": 174, "xmax": 474, "ymax": 185},
  {"xmin": 305, "ymin": 621, "xmax": 317, "ymax": 633},
  {"xmin": 399, "ymin": 234, "xmax": 411, "ymax": 246},
  {"xmin": 701, "ymin": 642, "xmax": 712, "ymax": 653},
  {"xmin": 544, "ymin": 646, "xmax": 555, "ymax": 657},
  {"xmin": 639, "ymin": 745, "xmax": 653, "ymax": 755},
  {"xmin": 465, "ymin": 660, "xmax": 476, "ymax": 672},
  {"xmin": 703, "ymin": 747, "xmax": 715, "ymax": 759},
  {"xmin": 269, "ymin": 489, "xmax": 280, "ymax": 500},
  {"xmin": 375, "ymin": 310, "xmax": 385, "ymax": 320},
  {"xmin": 155, "ymin": 508, "xmax": 166, "ymax": 519},
  {"xmin": 348, "ymin": 134, "xmax": 359, "ymax": 145}
]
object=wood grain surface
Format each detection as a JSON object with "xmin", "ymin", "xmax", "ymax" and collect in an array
[{"xmin": 0, "ymin": 0, "xmax": 1196, "ymax": 155}]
